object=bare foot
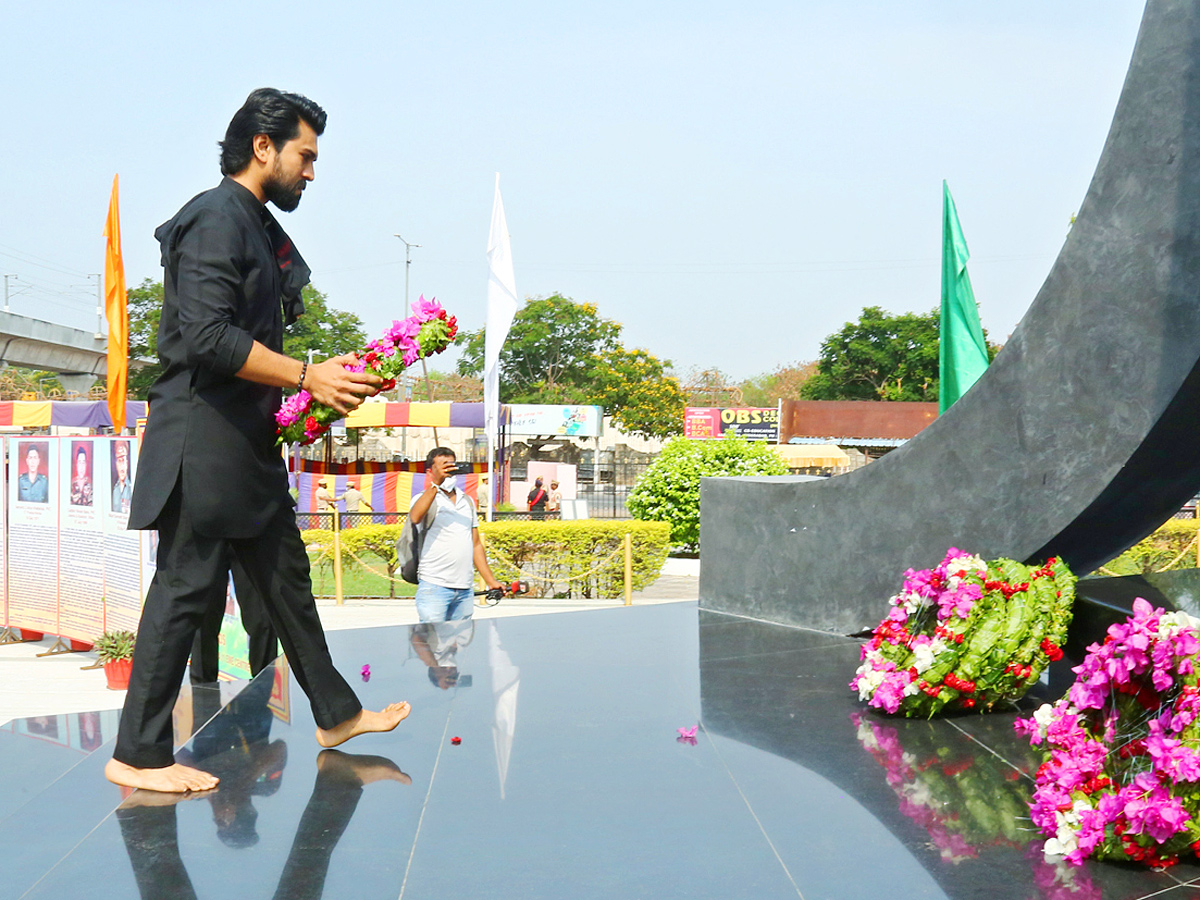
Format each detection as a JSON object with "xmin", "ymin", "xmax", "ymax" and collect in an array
[
  {"xmin": 315, "ymin": 702, "xmax": 411, "ymax": 748},
  {"xmin": 318, "ymin": 749, "xmax": 412, "ymax": 786},
  {"xmin": 105, "ymin": 758, "xmax": 219, "ymax": 793}
]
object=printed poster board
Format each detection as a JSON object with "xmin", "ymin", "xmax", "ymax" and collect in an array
[
  {"xmin": 8, "ymin": 438, "xmax": 59, "ymax": 634},
  {"xmin": 58, "ymin": 438, "xmax": 104, "ymax": 639},
  {"xmin": 684, "ymin": 407, "xmax": 780, "ymax": 441}
]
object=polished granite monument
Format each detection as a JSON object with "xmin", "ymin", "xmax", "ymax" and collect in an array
[
  {"xmin": 4, "ymin": 590, "xmax": 1200, "ymax": 899},
  {"xmin": 701, "ymin": 0, "xmax": 1200, "ymax": 634}
]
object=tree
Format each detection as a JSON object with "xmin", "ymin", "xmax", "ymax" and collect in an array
[
  {"xmin": 0, "ymin": 368, "xmax": 66, "ymax": 399},
  {"xmin": 681, "ymin": 368, "xmax": 743, "ymax": 407},
  {"xmin": 738, "ymin": 361, "xmax": 818, "ymax": 406},
  {"xmin": 800, "ymin": 306, "xmax": 942, "ymax": 402},
  {"xmin": 591, "ymin": 346, "xmax": 686, "ymax": 440},
  {"xmin": 457, "ymin": 294, "xmax": 620, "ymax": 403},
  {"xmin": 283, "ymin": 285, "xmax": 366, "ymax": 361},
  {"xmin": 457, "ymin": 293, "xmax": 684, "ymax": 438},
  {"xmin": 406, "ymin": 371, "xmax": 483, "ymax": 402},
  {"xmin": 125, "ymin": 281, "xmax": 364, "ymax": 400},
  {"xmin": 627, "ymin": 434, "xmax": 789, "ymax": 550},
  {"xmin": 127, "ymin": 279, "xmax": 164, "ymax": 399}
]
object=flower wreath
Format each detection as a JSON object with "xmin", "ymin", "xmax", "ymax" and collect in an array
[
  {"xmin": 1016, "ymin": 599, "xmax": 1200, "ymax": 868},
  {"xmin": 275, "ymin": 295, "xmax": 457, "ymax": 446},
  {"xmin": 851, "ymin": 549, "xmax": 1075, "ymax": 717}
]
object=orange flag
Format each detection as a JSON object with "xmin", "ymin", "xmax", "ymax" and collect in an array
[{"xmin": 103, "ymin": 174, "xmax": 128, "ymax": 432}]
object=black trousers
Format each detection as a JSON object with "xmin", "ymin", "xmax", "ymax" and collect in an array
[
  {"xmin": 113, "ymin": 483, "xmax": 362, "ymax": 769},
  {"xmin": 189, "ymin": 552, "xmax": 280, "ymax": 684}
]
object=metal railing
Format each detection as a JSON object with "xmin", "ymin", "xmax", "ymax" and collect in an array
[
  {"xmin": 295, "ymin": 455, "xmax": 654, "ymax": 529},
  {"xmin": 298, "ymin": 510, "xmax": 576, "ymax": 528},
  {"xmin": 296, "ymin": 512, "xmax": 408, "ymax": 531}
]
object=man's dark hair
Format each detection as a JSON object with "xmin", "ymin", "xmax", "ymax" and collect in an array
[
  {"xmin": 426, "ymin": 447, "xmax": 456, "ymax": 470},
  {"xmin": 219, "ymin": 88, "xmax": 327, "ymax": 176}
]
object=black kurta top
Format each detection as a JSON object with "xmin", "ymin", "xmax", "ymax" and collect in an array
[{"xmin": 129, "ymin": 178, "xmax": 309, "ymax": 538}]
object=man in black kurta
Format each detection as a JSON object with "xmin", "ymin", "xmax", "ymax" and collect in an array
[{"xmin": 107, "ymin": 89, "xmax": 410, "ymax": 794}]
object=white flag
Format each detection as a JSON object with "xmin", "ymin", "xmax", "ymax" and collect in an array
[{"xmin": 485, "ymin": 173, "xmax": 518, "ymax": 448}]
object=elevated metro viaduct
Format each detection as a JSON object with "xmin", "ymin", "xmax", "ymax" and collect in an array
[{"xmin": 0, "ymin": 310, "xmax": 149, "ymax": 396}]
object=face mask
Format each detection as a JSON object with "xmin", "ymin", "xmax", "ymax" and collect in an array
[{"xmin": 439, "ymin": 475, "xmax": 459, "ymax": 494}]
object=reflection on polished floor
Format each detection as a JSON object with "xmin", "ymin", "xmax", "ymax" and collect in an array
[{"xmin": 4, "ymin": 590, "xmax": 1200, "ymax": 899}]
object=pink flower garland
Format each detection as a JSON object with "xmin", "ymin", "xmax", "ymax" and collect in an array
[
  {"xmin": 1016, "ymin": 598, "xmax": 1200, "ymax": 867},
  {"xmin": 851, "ymin": 549, "xmax": 1074, "ymax": 717},
  {"xmin": 274, "ymin": 296, "xmax": 458, "ymax": 446}
]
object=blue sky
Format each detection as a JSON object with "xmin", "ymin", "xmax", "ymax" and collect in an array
[{"xmin": 0, "ymin": 2, "xmax": 1145, "ymax": 381}]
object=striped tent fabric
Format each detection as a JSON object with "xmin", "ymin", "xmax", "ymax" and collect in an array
[
  {"xmin": 294, "ymin": 459, "xmax": 485, "ymax": 514},
  {"xmin": 0, "ymin": 400, "xmax": 147, "ymax": 428},
  {"xmin": 342, "ymin": 402, "xmax": 485, "ymax": 429}
]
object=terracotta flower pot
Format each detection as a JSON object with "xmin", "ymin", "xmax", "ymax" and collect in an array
[{"xmin": 103, "ymin": 658, "xmax": 132, "ymax": 691}]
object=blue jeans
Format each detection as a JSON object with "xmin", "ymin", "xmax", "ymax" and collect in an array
[{"xmin": 415, "ymin": 582, "xmax": 474, "ymax": 622}]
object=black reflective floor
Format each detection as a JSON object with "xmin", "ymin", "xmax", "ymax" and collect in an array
[{"xmin": 5, "ymin": 597, "xmax": 1200, "ymax": 898}]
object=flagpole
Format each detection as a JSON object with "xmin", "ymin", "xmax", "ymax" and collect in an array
[
  {"xmin": 487, "ymin": 433, "xmax": 495, "ymax": 522},
  {"xmin": 484, "ymin": 173, "xmax": 518, "ymax": 522}
]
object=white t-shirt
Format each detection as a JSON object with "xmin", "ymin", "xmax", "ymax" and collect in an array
[{"xmin": 410, "ymin": 488, "xmax": 478, "ymax": 588}]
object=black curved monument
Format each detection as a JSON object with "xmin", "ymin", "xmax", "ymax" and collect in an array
[{"xmin": 700, "ymin": 0, "xmax": 1200, "ymax": 634}]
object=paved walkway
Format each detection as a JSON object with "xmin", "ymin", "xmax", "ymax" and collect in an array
[{"xmin": 0, "ymin": 560, "xmax": 699, "ymax": 725}]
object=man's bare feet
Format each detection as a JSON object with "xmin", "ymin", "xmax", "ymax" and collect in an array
[
  {"xmin": 315, "ymin": 702, "xmax": 411, "ymax": 748},
  {"xmin": 105, "ymin": 758, "xmax": 219, "ymax": 793},
  {"xmin": 318, "ymin": 749, "xmax": 413, "ymax": 785}
]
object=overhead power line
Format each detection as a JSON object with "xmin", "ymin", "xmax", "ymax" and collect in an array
[{"xmin": 0, "ymin": 242, "xmax": 92, "ymax": 279}]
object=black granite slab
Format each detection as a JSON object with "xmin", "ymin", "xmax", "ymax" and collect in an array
[
  {"xmin": 4, "ymin": 602, "xmax": 1200, "ymax": 899},
  {"xmin": 702, "ymin": 0, "xmax": 1200, "ymax": 634}
]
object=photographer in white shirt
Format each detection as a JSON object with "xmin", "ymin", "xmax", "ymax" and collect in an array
[{"xmin": 408, "ymin": 447, "xmax": 503, "ymax": 622}]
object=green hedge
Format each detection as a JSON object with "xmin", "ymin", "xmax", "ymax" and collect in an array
[
  {"xmin": 479, "ymin": 520, "xmax": 670, "ymax": 599},
  {"xmin": 302, "ymin": 524, "xmax": 404, "ymax": 597},
  {"xmin": 301, "ymin": 519, "xmax": 672, "ymax": 600},
  {"xmin": 1096, "ymin": 517, "xmax": 1200, "ymax": 575}
]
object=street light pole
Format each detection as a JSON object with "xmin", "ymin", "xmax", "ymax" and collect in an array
[
  {"xmin": 394, "ymin": 233, "xmax": 421, "ymax": 308},
  {"xmin": 89, "ymin": 273, "xmax": 103, "ymax": 338},
  {"xmin": 2, "ymin": 275, "xmax": 16, "ymax": 313},
  {"xmin": 394, "ymin": 234, "xmax": 439, "ymax": 445}
]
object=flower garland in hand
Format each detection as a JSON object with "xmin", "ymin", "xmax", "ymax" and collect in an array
[
  {"xmin": 851, "ymin": 549, "xmax": 1075, "ymax": 717},
  {"xmin": 275, "ymin": 295, "xmax": 458, "ymax": 445},
  {"xmin": 1016, "ymin": 599, "xmax": 1200, "ymax": 868}
]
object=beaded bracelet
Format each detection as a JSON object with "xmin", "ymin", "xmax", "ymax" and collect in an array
[{"xmin": 298, "ymin": 360, "xmax": 308, "ymax": 392}]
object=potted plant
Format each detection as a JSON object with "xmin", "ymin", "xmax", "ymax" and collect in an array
[{"xmin": 94, "ymin": 630, "xmax": 136, "ymax": 690}]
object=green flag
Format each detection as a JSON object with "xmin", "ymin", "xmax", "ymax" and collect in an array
[{"xmin": 939, "ymin": 180, "xmax": 990, "ymax": 414}]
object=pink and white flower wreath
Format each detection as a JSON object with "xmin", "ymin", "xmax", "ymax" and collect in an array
[
  {"xmin": 1017, "ymin": 598, "xmax": 1200, "ymax": 868},
  {"xmin": 274, "ymin": 295, "xmax": 457, "ymax": 446},
  {"xmin": 851, "ymin": 549, "xmax": 1074, "ymax": 718}
]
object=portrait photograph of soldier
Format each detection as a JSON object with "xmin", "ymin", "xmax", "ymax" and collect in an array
[
  {"xmin": 111, "ymin": 440, "xmax": 133, "ymax": 514},
  {"xmin": 70, "ymin": 441, "xmax": 94, "ymax": 507},
  {"xmin": 17, "ymin": 441, "xmax": 50, "ymax": 504}
]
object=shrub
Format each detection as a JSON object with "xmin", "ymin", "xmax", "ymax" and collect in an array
[
  {"xmin": 480, "ymin": 520, "xmax": 670, "ymax": 599},
  {"xmin": 1095, "ymin": 516, "xmax": 1200, "ymax": 575},
  {"xmin": 303, "ymin": 524, "xmax": 405, "ymax": 596},
  {"xmin": 626, "ymin": 434, "xmax": 789, "ymax": 550},
  {"xmin": 301, "ymin": 519, "xmax": 671, "ymax": 600}
]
